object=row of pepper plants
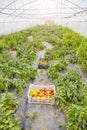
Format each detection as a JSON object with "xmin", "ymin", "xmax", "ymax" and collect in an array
[
  {"xmin": 42, "ymin": 25, "xmax": 87, "ymax": 130},
  {"xmin": 0, "ymin": 27, "xmax": 44, "ymax": 129}
]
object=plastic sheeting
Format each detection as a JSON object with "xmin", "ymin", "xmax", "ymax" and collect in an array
[{"xmin": 0, "ymin": 0, "xmax": 87, "ymax": 36}]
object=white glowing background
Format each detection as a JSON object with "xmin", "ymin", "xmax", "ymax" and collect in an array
[{"xmin": 0, "ymin": 0, "xmax": 87, "ymax": 36}]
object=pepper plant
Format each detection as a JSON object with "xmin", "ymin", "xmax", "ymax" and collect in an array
[
  {"xmin": 47, "ymin": 58, "xmax": 67, "ymax": 79},
  {"xmin": 0, "ymin": 93, "xmax": 20, "ymax": 130}
]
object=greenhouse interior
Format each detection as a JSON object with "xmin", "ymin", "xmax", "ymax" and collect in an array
[{"xmin": 0, "ymin": 0, "xmax": 87, "ymax": 130}]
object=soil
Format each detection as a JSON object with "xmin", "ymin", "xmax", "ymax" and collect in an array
[{"xmin": 16, "ymin": 41, "xmax": 66, "ymax": 130}]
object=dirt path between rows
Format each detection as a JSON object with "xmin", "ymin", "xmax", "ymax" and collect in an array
[{"xmin": 16, "ymin": 42, "xmax": 66, "ymax": 130}]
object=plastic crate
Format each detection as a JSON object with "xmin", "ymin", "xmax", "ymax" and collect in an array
[{"xmin": 28, "ymin": 84, "xmax": 55, "ymax": 105}]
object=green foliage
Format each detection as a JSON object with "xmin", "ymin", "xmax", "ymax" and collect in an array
[
  {"xmin": 47, "ymin": 59, "xmax": 67, "ymax": 79},
  {"xmin": 17, "ymin": 45, "xmax": 36, "ymax": 64},
  {"xmin": 55, "ymin": 69, "xmax": 85, "ymax": 105},
  {"xmin": 45, "ymin": 37, "xmax": 79, "ymax": 62},
  {"xmin": 32, "ymin": 40, "xmax": 44, "ymax": 51},
  {"xmin": 66, "ymin": 104, "xmax": 87, "ymax": 130},
  {"xmin": 63, "ymin": 30, "xmax": 82, "ymax": 45},
  {"xmin": 0, "ymin": 51, "xmax": 12, "ymax": 64},
  {"xmin": 0, "ymin": 93, "xmax": 20, "ymax": 130},
  {"xmin": 68, "ymin": 54, "xmax": 78, "ymax": 64},
  {"xmin": 0, "ymin": 43, "xmax": 8, "ymax": 52},
  {"xmin": 47, "ymin": 34, "xmax": 59, "ymax": 45},
  {"xmin": 0, "ymin": 75, "xmax": 26, "ymax": 93},
  {"xmin": 54, "ymin": 69, "xmax": 87, "ymax": 130},
  {"xmin": 78, "ymin": 38, "xmax": 87, "ymax": 72},
  {"xmin": 0, "ymin": 40, "xmax": 37, "ymax": 94},
  {"xmin": 1, "ymin": 31, "xmax": 28, "ymax": 50},
  {"xmin": 0, "ymin": 58, "xmax": 37, "ymax": 93}
]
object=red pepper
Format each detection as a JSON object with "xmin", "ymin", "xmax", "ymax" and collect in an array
[
  {"xmin": 43, "ymin": 88, "xmax": 47, "ymax": 92},
  {"xmin": 50, "ymin": 89, "xmax": 54, "ymax": 95}
]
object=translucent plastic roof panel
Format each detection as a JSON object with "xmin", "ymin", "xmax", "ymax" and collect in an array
[{"xmin": 0, "ymin": 0, "xmax": 87, "ymax": 22}]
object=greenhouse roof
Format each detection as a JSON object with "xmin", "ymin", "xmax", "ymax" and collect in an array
[{"xmin": 0, "ymin": 0, "xmax": 87, "ymax": 22}]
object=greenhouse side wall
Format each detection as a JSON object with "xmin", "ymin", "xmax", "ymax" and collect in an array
[
  {"xmin": 0, "ymin": 20, "xmax": 44, "ymax": 36},
  {"xmin": 56, "ymin": 20, "xmax": 87, "ymax": 37},
  {"xmin": 0, "ymin": 20, "xmax": 87, "ymax": 37}
]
